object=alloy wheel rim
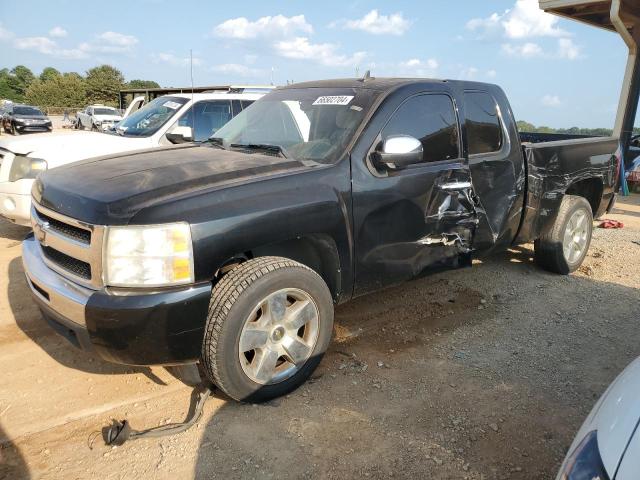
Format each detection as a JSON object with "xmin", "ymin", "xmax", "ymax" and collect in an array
[
  {"xmin": 563, "ymin": 208, "xmax": 589, "ymax": 264},
  {"xmin": 238, "ymin": 288, "xmax": 320, "ymax": 385}
]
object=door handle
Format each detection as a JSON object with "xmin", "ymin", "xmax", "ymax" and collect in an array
[{"xmin": 439, "ymin": 181, "xmax": 473, "ymax": 191}]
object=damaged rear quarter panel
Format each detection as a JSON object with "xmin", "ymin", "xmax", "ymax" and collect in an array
[{"xmin": 515, "ymin": 137, "xmax": 618, "ymax": 243}]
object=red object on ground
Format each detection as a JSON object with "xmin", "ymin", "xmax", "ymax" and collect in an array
[{"xmin": 598, "ymin": 219, "xmax": 624, "ymax": 229}]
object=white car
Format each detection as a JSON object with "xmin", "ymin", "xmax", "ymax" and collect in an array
[
  {"xmin": 556, "ymin": 357, "xmax": 640, "ymax": 479},
  {"xmin": 75, "ymin": 105, "xmax": 123, "ymax": 131},
  {"xmin": 0, "ymin": 88, "xmax": 271, "ymax": 225}
]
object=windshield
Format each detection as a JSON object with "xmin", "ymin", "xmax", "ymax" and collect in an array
[
  {"xmin": 94, "ymin": 107, "xmax": 119, "ymax": 116},
  {"xmin": 15, "ymin": 106, "xmax": 44, "ymax": 116},
  {"xmin": 116, "ymin": 96, "xmax": 188, "ymax": 137},
  {"xmin": 212, "ymin": 87, "xmax": 381, "ymax": 164}
]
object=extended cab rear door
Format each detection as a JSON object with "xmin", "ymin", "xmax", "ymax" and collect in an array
[
  {"xmin": 351, "ymin": 84, "xmax": 479, "ymax": 297},
  {"xmin": 461, "ymin": 88, "xmax": 526, "ymax": 252}
]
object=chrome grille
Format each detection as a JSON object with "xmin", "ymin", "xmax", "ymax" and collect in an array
[{"xmin": 31, "ymin": 201, "xmax": 105, "ymax": 289}]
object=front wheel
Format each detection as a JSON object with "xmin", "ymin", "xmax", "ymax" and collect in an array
[
  {"xmin": 534, "ymin": 195, "xmax": 593, "ymax": 274},
  {"xmin": 201, "ymin": 257, "xmax": 334, "ymax": 403}
]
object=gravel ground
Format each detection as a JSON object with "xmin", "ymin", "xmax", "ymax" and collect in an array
[{"xmin": 0, "ymin": 195, "xmax": 638, "ymax": 480}]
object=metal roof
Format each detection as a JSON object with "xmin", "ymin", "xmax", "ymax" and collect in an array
[{"xmin": 539, "ymin": 0, "xmax": 638, "ymax": 33}]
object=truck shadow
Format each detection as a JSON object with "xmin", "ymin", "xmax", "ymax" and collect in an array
[
  {"xmin": 192, "ymin": 252, "xmax": 640, "ymax": 480},
  {"xmin": 0, "ymin": 423, "xmax": 30, "ymax": 480},
  {"xmin": 6, "ymin": 257, "xmax": 167, "ymax": 384}
]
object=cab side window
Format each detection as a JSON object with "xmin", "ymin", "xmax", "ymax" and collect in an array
[
  {"xmin": 382, "ymin": 94, "xmax": 460, "ymax": 163},
  {"xmin": 464, "ymin": 91, "xmax": 503, "ymax": 155}
]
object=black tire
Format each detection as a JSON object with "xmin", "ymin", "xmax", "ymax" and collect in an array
[
  {"xmin": 534, "ymin": 195, "xmax": 593, "ymax": 274},
  {"xmin": 201, "ymin": 256, "xmax": 333, "ymax": 403}
]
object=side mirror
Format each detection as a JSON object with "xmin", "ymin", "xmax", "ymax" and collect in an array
[
  {"xmin": 166, "ymin": 125, "xmax": 194, "ymax": 144},
  {"xmin": 372, "ymin": 135, "xmax": 423, "ymax": 170}
]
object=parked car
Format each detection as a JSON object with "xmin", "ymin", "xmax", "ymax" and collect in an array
[
  {"xmin": 556, "ymin": 357, "xmax": 640, "ymax": 480},
  {"xmin": 0, "ymin": 88, "xmax": 270, "ymax": 225},
  {"xmin": 2, "ymin": 104, "xmax": 52, "ymax": 135},
  {"xmin": 22, "ymin": 77, "xmax": 618, "ymax": 402},
  {"xmin": 75, "ymin": 105, "xmax": 123, "ymax": 131}
]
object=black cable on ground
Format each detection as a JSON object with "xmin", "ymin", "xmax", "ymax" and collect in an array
[{"xmin": 100, "ymin": 385, "xmax": 213, "ymax": 447}]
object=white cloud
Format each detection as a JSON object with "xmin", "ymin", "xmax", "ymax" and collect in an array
[
  {"xmin": 214, "ymin": 14, "xmax": 312, "ymax": 39},
  {"xmin": 13, "ymin": 36, "xmax": 87, "ymax": 59},
  {"xmin": 96, "ymin": 31, "xmax": 138, "ymax": 47},
  {"xmin": 542, "ymin": 94, "xmax": 562, "ymax": 107},
  {"xmin": 152, "ymin": 52, "xmax": 203, "ymax": 67},
  {"xmin": 274, "ymin": 37, "xmax": 366, "ymax": 67},
  {"xmin": 49, "ymin": 26, "xmax": 68, "ymax": 38},
  {"xmin": 502, "ymin": 38, "xmax": 581, "ymax": 60},
  {"xmin": 458, "ymin": 67, "xmax": 498, "ymax": 81},
  {"xmin": 340, "ymin": 10, "xmax": 411, "ymax": 36},
  {"xmin": 397, "ymin": 58, "xmax": 439, "ymax": 76},
  {"xmin": 502, "ymin": 42, "xmax": 543, "ymax": 58},
  {"xmin": 467, "ymin": 0, "xmax": 568, "ymax": 39},
  {"xmin": 558, "ymin": 38, "xmax": 580, "ymax": 59},
  {"xmin": 212, "ymin": 63, "xmax": 263, "ymax": 77}
]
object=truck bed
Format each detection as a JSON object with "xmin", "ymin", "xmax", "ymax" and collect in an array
[{"xmin": 515, "ymin": 135, "xmax": 619, "ymax": 244}]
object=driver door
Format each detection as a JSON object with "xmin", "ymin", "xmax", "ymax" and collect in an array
[{"xmin": 351, "ymin": 90, "xmax": 478, "ymax": 296}]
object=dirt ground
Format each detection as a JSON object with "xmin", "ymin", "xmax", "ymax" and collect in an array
[{"xmin": 1, "ymin": 195, "xmax": 639, "ymax": 480}]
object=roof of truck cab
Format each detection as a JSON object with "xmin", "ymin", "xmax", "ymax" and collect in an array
[{"xmin": 280, "ymin": 77, "xmax": 497, "ymax": 92}]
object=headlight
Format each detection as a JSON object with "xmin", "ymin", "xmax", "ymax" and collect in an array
[
  {"xmin": 104, "ymin": 223, "xmax": 194, "ymax": 287},
  {"xmin": 9, "ymin": 156, "xmax": 48, "ymax": 182},
  {"xmin": 558, "ymin": 431, "xmax": 610, "ymax": 480}
]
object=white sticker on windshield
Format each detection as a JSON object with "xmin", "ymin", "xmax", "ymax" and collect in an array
[
  {"xmin": 163, "ymin": 101, "xmax": 182, "ymax": 110},
  {"xmin": 313, "ymin": 96, "xmax": 354, "ymax": 106}
]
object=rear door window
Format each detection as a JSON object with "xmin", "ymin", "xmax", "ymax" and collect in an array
[{"xmin": 464, "ymin": 92, "xmax": 503, "ymax": 155}]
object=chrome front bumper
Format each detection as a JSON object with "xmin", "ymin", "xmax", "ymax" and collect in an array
[{"xmin": 22, "ymin": 234, "xmax": 92, "ymax": 326}]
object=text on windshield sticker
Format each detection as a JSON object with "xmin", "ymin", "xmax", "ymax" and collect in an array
[{"xmin": 313, "ymin": 96, "xmax": 354, "ymax": 106}]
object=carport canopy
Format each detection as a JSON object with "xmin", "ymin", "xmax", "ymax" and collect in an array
[{"xmin": 540, "ymin": 0, "xmax": 640, "ymax": 145}]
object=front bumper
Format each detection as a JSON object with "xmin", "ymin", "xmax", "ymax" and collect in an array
[{"xmin": 22, "ymin": 234, "xmax": 212, "ymax": 365}]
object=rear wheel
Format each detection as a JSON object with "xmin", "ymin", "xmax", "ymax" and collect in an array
[
  {"xmin": 534, "ymin": 195, "xmax": 593, "ymax": 274},
  {"xmin": 201, "ymin": 257, "xmax": 333, "ymax": 402}
]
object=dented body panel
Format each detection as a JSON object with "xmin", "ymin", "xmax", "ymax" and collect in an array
[{"xmin": 514, "ymin": 136, "xmax": 618, "ymax": 244}]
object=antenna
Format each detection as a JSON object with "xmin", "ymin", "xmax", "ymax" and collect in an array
[
  {"xmin": 190, "ymin": 49, "xmax": 195, "ymax": 138},
  {"xmin": 355, "ymin": 66, "xmax": 359, "ymax": 78},
  {"xmin": 270, "ymin": 67, "xmax": 274, "ymax": 86}
]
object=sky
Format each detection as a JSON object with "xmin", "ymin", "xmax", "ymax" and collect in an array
[{"xmin": 0, "ymin": 0, "xmax": 631, "ymax": 128}]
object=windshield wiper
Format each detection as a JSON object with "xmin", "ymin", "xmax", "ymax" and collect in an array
[
  {"xmin": 230, "ymin": 143, "xmax": 288, "ymax": 158},
  {"xmin": 207, "ymin": 137, "xmax": 226, "ymax": 150}
]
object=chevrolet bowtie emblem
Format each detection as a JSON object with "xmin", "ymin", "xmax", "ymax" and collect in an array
[{"xmin": 34, "ymin": 221, "xmax": 49, "ymax": 243}]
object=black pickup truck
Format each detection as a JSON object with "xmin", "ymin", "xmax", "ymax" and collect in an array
[{"xmin": 23, "ymin": 78, "xmax": 618, "ymax": 402}]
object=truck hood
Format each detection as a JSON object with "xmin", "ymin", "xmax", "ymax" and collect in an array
[
  {"xmin": 34, "ymin": 144, "xmax": 312, "ymax": 224},
  {"xmin": 0, "ymin": 131, "xmax": 149, "ymax": 166}
]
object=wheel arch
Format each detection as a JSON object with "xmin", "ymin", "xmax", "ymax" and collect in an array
[
  {"xmin": 215, "ymin": 234, "xmax": 344, "ymax": 304},
  {"xmin": 565, "ymin": 177, "xmax": 604, "ymax": 217}
]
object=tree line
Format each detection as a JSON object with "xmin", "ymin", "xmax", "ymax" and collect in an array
[
  {"xmin": 0, "ymin": 65, "xmax": 159, "ymax": 110},
  {"xmin": 517, "ymin": 120, "xmax": 640, "ymax": 136}
]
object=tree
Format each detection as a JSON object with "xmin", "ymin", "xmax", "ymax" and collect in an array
[
  {"xmin": 40, "ymin": 67, "xmax": 61, "ymax": 82},
  {"xmin": 26, "ymin": 74, "xmax": 87, "ymax": 109},
  {"xmin": 127, "ymin": 79, "xmax": 160, "ymax": 89},
  {"xmin": 85, "ymin": 65, "xmax": 125, "ymax": 106},
  {"xmin": 0, "ymin": 65, "xmax": 35, "ymax": 102}
]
